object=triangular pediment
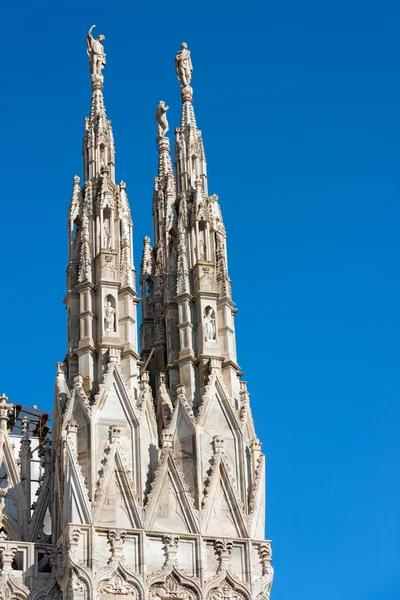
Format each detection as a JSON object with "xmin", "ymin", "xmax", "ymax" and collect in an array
[
  {"xmin": 93, "ymin": 440, "xmax": 143, "ymax": 528},
  {"xmin": 202, "ymin": 452, "xmax": 248, "ymax": 537},
  {"xmin": 145, "ymin": 447, "xmax": 199, "ymax": 533},
  {"xmin": 63, "ymin": 439, "xmax": 92, "ymax": 526},
  {"xmin": 29, "ymin": 478, "xmax": 51, "ymax": 542},
  {"xmin": 0, "ymin": 434, "xmax": 26, "ymax": 539},
  {"xmin": 62, "ymin": 383, "xmax": 90, "ymax": 431},
  {"xmin": 93, "ymin": 363, "xmax": 139, "ymax": 427},
  {"xmin": 198, "ymin": 373, "xmax": 243, "ymax": 434}
]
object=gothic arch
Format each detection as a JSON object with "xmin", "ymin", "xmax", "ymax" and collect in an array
[
  {"xmin": 204, "ymin": 573, "xmax": 251, "ymax": 600},
  {"xmin": 31, "ymin": 577, "xmax": 60, "ymax": 600},
  {"xmin": 147, "ymin": 567, "xmax": 201, "ymax": 600},
  {"xmin": 95, "ymin": 562, "xmax": 144, "ymax": 599}
]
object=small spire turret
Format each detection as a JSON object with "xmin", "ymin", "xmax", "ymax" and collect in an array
[
  {"xmin": 63, "ymin": 27, "xmax": 139, "ymax": 395},
  {"xmin": 174, "ymin": 43, "xmax": 207, "ymax": 194}
]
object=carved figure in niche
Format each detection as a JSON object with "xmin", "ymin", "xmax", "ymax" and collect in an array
[
  {"xmin": 204, "ymin": 306, "xmax": 216, "ymax": 342},
  {"xmin": 198, "ymin": 240, "xmax": 206, "ymax": 260},
  {"xmin": 103, "ymin": 221, "xmax": 112, "ymax": 249},
  {"xmin": 86, "ymin": 25, "xmax": 106, "ymax": 76},
  {"xmin": 105, "ymin": 301, "xmax": 116, "ymax": 331},
  {"xmin": 121, "ymin": 212, "xmax": 129, "ymax": 239},
  {"xmin": 155, "ymin": 101, "xmax": 169, "ymax": 138},
  {"xmin": 175, "ymin": 42, "xmax": 193, "ymax": 87}
]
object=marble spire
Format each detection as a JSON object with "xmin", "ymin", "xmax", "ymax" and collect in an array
[{"xmin": 174, "ymin": 43, "xmax": 207, "ymax": 194}]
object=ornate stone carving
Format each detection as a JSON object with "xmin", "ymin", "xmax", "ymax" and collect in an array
[
  {"xmin": 156, "ymin": 102, "xmax": 169, "ymax": 138},
  {"xmin": 162, "ymin": 535, "xmax": 180, "ymax": 568},
  {"xmin": 0, "ymin": 543, "xmax": 18, "ymax": 571},
  {"xmin": 206, "ymin": 580, "xmax": 245, "ymax": 600},
  {"xmin": 67, "ymin": 526, "xmax": 82, "ymax": 556},
  {"xmin": 175, "ymin": 43, "xmax": 193, "ymax": 88},
  {"xmin": 204, "ymin": 307, "xmax": 216, "ymax": 342},
  {"xmin": 99, "ymin": 572, "xmax": 136, "ymax": 595},
  {"xmin": 258, "ymin": 542, "xmax": 272, "ymax": 575},
  {"xmin": 105, "ymin": 301, "xmax": 116, "ymax": 331},
  {"xmin": 107, "ymin": 528, "xmax": 127, "ymax": 563},
  {"xmin": 150, "ymin": 573, "xmax": 196, "ymax": 600},
  {"xmin": 214, "ymin": 539, "xmax": 233, "ymax": 573},
  {"xmin": 87, "ymin": 25, "xmax": 106, "ymax": 76}
]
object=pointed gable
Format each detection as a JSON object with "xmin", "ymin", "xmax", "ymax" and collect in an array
[{"xmin": 145, "ymin": 432, "xmax": 199, "ymax": 533}]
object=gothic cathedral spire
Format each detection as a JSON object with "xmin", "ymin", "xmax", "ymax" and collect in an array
[
  {"xmin": 65, "ymin": 25, "xmax": 139, "ymax": 395},
  {"xmin": 0, "ymin": 30, "xmax": 274, "ymax": 600}
]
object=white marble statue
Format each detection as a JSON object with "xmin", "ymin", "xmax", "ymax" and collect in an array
[
  {"xmin": 121, "ymin": 213, "xmax": 129, "ymax": 239},
  {"xmin": 175, "ymin": 42, "xmax": 193, "ymax": 87},
  {"xmin": 104, "ymin": 301, "xmax": 116, "ymax": 331},
  {"xmin": 87, "ymin": 25, "xmax": 106, "ymax": 75},
  {"xmin": 155, "ymin": 101, "xmax": 169, "ymax": 138},
  {"xmin": 103, "ymin": 222, "xmax": 112, "ymax": 249},
  {"xmin": 204, "ymin": 306, "xmax": 216, "ymax": 342}
]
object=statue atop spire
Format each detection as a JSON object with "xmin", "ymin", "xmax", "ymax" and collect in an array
[
  {"xmin": 155, "ymin": 101, "xmax": 169, "ymax": 139},
  {"xmin": 86, "ymin": 25, "xmax": 106, "ymax": 77},
  {"xmin": 175, "ymin": 42, "xmax": 193, "ymax": 87}
]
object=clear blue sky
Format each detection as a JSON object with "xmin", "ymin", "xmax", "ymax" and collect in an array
[{"xmin": 1, "ymin": 1, "xmax": 399, "ymax": 598}]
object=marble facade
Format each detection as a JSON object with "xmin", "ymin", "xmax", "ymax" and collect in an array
[{"xmin": 0, "ymin": 30, "xmax": 273, "ymax": 600}]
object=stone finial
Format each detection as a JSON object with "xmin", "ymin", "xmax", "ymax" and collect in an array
[
  {"xmin": 109, "ymin": 425, "xmax": 121, "ymax": 441},
  {"xmin": 107, "ymin": 529, "xmax": 126, "ymax": 564},
  {"xmin": 176, "ymin": 384, "xmax": 186, "ymax": 398},
  {"xmin": 250, "ymin": 438, "xmax": 262, "ymax": 454},
  {"xmin": 73, "ymin": 374, "xmax": 84, "ymax": 388},
  {"xmin": 0, "ymin": 394, "xmax": 13, "ymax": 430},
  {"xmin": 0, "ymin": 544, "xmax": 18, "ymax": 571},
  {"xmin": 258, "ymin": 542, "xmax": 273, "ymax": 576},
  {"xmin": 140, "ymin": 371, "xmax": 150, "ymax": 386},
  {"xmin": 21, "ymin": 416, "xmax": 30, "ymax": 436},
  {"xmin": 239, "ymin": 381, "xmax": 248, "ymax": 395},
  {"xmin": 212, "ymin": 435, "xmax": 224, "ymax": 453},
  {"xmin": 162, "ymin": 534, "xmax": 179, "ymax": 567},
  {"xmin": 214, "ymin": 539, "xmax": 233, "ymax": 573},
  {"xmin": 108, "ymin": 347, "xmax": 121, "ymax": 364},
  {"xmin": 67, "ymin": 527, "xmax": 82, "ymax": 557},
  {"xmin": 160, "ymin": 431, "xmax": 173, "ymax": 449}
]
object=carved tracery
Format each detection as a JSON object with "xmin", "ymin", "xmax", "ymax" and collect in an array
[{"xmin": 149, "ymin": 572, "xmax": 198, "ymax": 600}]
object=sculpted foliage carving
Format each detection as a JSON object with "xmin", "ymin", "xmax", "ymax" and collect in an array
[
  {"xmin": 206, "ymin": 580, "xmax": 245, "ymax": 600},
  {"xmin": 149, "ymin": 573, "xmax": 197, "ymax": 600}
]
